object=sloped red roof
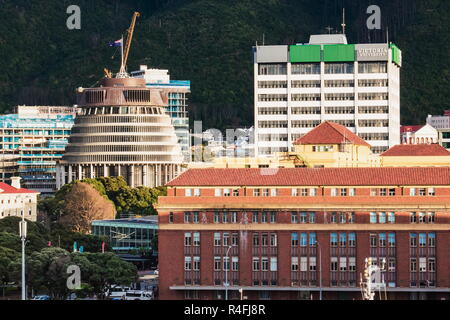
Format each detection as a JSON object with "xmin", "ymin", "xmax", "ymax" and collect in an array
[
  {"xmin": 0, "ymin": 182, "xmax": 39, "ymax": 194},
  {"xmin": 293, "ymin": 121, "xmax": 371, "ymax": 147},
  {"xmin": 166, "ymin": 167, "xmax": 450, "ymax": 187},
  {"xmin": 380, "ymin": 144, "xmax": 450, "ymax": 157},
  {"xmin": 400, "ymin": 125, "xmax": 424, "ymax": 133}
]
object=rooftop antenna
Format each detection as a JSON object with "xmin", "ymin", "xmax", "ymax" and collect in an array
[
  {"xmin": 341, "ymin": 8, "xmax": 346, "ymax": 34},
  {"xmin": 262, "ymin": 33, "xmax": 265, "ymax": 45},
  {"xmin": 325, "ymin": 26, "xmax": 333, "ymax": 34},
  {"xmin": 386, "ymin": 26, "xmax": 389, "ymax": 44}
]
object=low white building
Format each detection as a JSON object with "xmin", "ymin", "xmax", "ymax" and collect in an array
[
  {"xmin": 426, "ymin": 110, "xmax": 450, "ymax": 129},
  {"xmin": 0, "ymin": 177, "xmax": 39, "ymax": 221},
  {"xmin": 401, "ymin": 124, "xmax": 438, "ymax": 144}
]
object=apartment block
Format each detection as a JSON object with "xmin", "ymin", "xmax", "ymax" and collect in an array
[{"xmin": 254, "ymin": 34, "xmax": 401, "ymax": 156}]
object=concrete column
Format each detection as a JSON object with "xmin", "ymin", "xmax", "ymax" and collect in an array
[
  {"xmin": 130, "ymin": 165, "xmax": 135, "ymax": 187},
  {"xmin": 78, "ymin": 165, "xmax": 82, "ymax": 181},
  {"xmin": 143, "ymin": 165, "xmax": 148, "ymax": 187},
  {"xmin": 56, "ymin": 165, "xmax": 61, "ymax": 190},
  {"xmin": 117, "ymin": 165, "xmax": 121, "ymax": 177},
  {"xmin": 90, "ymin": 164, "xmax": 94, "ymax": 179},
  {"xmin": 104, "ymin": 164, "xmax": 109, "ymax": 177},
  {"xmin": 68, "ymin": 165, "xmax": 73, "ymax": 183}
]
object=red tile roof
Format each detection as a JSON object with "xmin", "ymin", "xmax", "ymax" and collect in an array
[
  {"xmin": 400, "ymin": 125, "xmax": 424, "ymax": 133},
  {"xmin": 166, "ymin": 167, "xmax": 450, "ymax": 187},
  {"xmin": 293, "ymin": 121, "xmax": 371, "ymax": 147},
  {"xmin": 0, "ymin": 182, "xmax": 39, "ymax": 194},
  {"xmin": 380, "ymin": 144, "xmax": 450, "ymax": 157}
]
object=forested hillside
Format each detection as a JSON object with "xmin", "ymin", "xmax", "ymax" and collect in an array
[{"xmin": 0, "ymin": 0, "xmax": 448, "ymax": 130}]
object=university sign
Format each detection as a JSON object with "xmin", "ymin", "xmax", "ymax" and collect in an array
[{"xmin": 356, "ymin": 44, "xmax": 389, "ymax": 61}]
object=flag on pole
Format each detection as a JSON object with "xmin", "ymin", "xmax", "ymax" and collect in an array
[
  {"xmin": 109, "ymin": 38, "xmax": 123, "ymax": 47},
  {"xmin": 101, "ymin": 241, "xmax": 105, "ymax": 253},
  {"xmin": 73, "ymin": 241, "xmax": 78, "ymax": 253}
]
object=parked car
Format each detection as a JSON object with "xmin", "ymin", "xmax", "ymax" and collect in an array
[{"xmin": 32, "ymin": 295, "xmax": 51, "ymax": 300}]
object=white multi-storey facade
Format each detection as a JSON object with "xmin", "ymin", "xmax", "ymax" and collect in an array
[
  {"xmin": 0, "ymin": 177, "xmax": 39, "ymax": 221},
  {"xmin": 254, "ymin": 34, "xmax": 402, "ymax": 155}
]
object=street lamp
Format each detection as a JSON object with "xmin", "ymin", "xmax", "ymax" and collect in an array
[
  {"xmin": 224, "ymin": 245, "xmax": 232, "ymax": 300},
  {"xmin": 19, "ymin": 211, "xmax": 27, "ymax": 300}
]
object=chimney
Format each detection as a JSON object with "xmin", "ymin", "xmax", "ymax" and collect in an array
[{"xmin": 11, "ymin": 177, "xmax": 21, "ymax": 189}]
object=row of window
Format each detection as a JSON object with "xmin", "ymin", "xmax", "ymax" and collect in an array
[
  {"xmin": 410, "ymin": 233, "xmax": 436, "ymax": 247},
  {"xmin": 252, "ymin": 257, "xmax": 278, "ymax": 271},
  {"xmin": 258, "ymin": 93, "xmax": 388, "ymax": 102},
  {"xmin": 257, "ymin": 105, "xmax": 388, "ymax": 115},
  {"xmin": 258, "ymin": 62, "xmax": 387, "ymax": 75}
]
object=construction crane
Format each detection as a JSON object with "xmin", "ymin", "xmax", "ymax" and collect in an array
[
  {"xmin": 104, "ymin": 11, "xmax": 140, "ymax": 78},
  {"xmin": 117, "ymin": 11, "xmax": 140, "ymax": 78}
]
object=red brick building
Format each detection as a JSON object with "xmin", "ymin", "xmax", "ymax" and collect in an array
[{"xmin": 156, "ymin": 167, "xmax": 450, "ymax": 300}]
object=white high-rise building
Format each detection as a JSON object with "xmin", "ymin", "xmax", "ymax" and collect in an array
[{"xmin": 254, "ymin": 34, "xmax": 402, "ymax": 155}]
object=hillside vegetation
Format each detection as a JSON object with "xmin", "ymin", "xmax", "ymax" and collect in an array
[{"xmin": 0, "ymin": 0, "xmax": 448, "ymax": 130}]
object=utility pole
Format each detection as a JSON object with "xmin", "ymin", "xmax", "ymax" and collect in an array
[{"xmin": 19, "ymin": 212, "xmax": 27, "ymax": 300}]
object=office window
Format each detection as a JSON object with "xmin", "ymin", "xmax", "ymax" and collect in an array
[
  {"xmin": 253, "ymin": 233, "xmax": 260, "ymax": 246},
  {"xmin": 310, "ymin": 188, "xmax": 317, "ymax": 196},
  {"xmin": 214, "ymin": 188, "xmax": 222, "ymax": 197},
  {"xmin": 270, "ymin": 233, "xmax": 277, "ymax": 247},
  {"xmin": 419, "ymin": 233, "xmax": 426, "ymax": 247},
  {"xmin": 339, "ymin": 257, "xmax": 347, "ymax": 271},
  {"xmin": 253, "ymin": 258, "xmax": 260, "ymax": 271},
  {"xmin": 291, "ymin": 211, "xmax": 298, "ymax": 223},
  {"xmin": 223, "ymin": 233, "xmax": 230, "ymax": 247},
  {"xmin": 418, "ymin": 212, "xmax": 426, "ymax": 223},
  {"xmin": 252, "ymin": 211, "xmax": 259, "ymax": 223},
  {"xmin": 184, "ymin": 257, "xmax": 192, "ymax": 270},
  {"xmin": 184, "ymin": 212, "xmax": 191, "ymax": 223},
  {"xmin": 169, "ymin": 212, "xmax": 174, "ymax": 223},
  {"xmin": 300, "ymin": 233, "xmax": 308, "ymax": 247},
  {"xmin": 291, "ymin": 233, "xmax": 299, "ymax": 246},
  {"xmin": 184, "ymin": 232, "xmax": 192, "ymax": 246},
  {"xmin": 388, "ymin": 258, "xmax": 396, "ymax": 272},
  {"xmin": 339, "ymin": 212, "xmax": 346, "ymax": 224},
  {"xmin": 348, "ymin": 233, "xmax": 356, "ymax": 247},
  {"xmin": 330, "ymin": 233, "xmax": 338, "ymax": 247},
  {"xmin": 270, "ymin": 189, "xmax": 278, "ymax": 197},
  {"xmin": 291, "ymin": 63, "xmax": 320, "ymax": 74},
  {"xmin": 339, "ymin": 233, "xmax": 347, "ymax": 247},
  {"xmin": 428, "ymin": 258, "xmax": 436, "ymax": 272},
  {"xmin": 232, "ymin": 189, "xmax": 239, "ymax": 196},
  {"xmin": 419, "ymin": 188, "xmax": 426, "ymax": 196},
  {"xmin": 270, "ymin": 211, "xmax": 277, "ymax": 223},
  {"xmin": 259, "ymin": 63, "xmax": 287, "ymax": 75},
  {"xmin": 309, "ymin": 233, "xmax": 316, "ymax": 247},
  {"xmin": 223, "ymin": 257, "xmax": 230, "ymax": 271},
  {"xmin": 193, "ymin": 211, "xmax": 199, "ymax": 224},
  {"xmin": 331, "ymin": 257, "xmax": 338, "ymax": 271},
  {"xmin": 262, "ymin": 189, "xmax": 270, "ymax": 197},
  {"xmin": 231, "ymin": 211, "xmax": 238, "ymax": 223},
  {"xmin": 388, "ymin": 212, "xmax": 395, "ymax": 223},
  {"xmin": 379, "ymin": 233, "xmax": 386, "ymax": 247},
  {"xmin": 232, "ymin": 233, "xmax": 238, "ymax": 246},
  {"xmin": 270, "ymin": 257, "xmax": 278, "ymax": 271},
  {"xmin": 223, "ymin": 188, "xmax": 231, "ymax": 197},
  {"xmin": 214, "ymin": 233, "xmax": 221, "ymax": 246},
  {"xmin": 194, "ymin": 188, "xmax": 201, "ymax": 196},
  {"xmin": 340, "ymin": 188, "xmax": 347, "ymax": 196},
  {"xmin": 193, "ymin": 232, "xmax": 200, "ymax": 246},
  {"xmin": 388, "ymin": 233, "xmax": 395, "ymax": 247},
  {"xmin": 261, "ymin": 257, "xmax": 269, "ymax": 271},
  {"xmin": 185, "ymin": 189, "xmax": 192, "ymax": 197},
  {"xmin": 379, "ymin": 212, "xmax": 386, "ymax": 224},
  {"xmin": 349, "ymin": 212, "xmax": 355, "ymax": 223},
  {"xmin": 410, "ymin": 258, "xmax": 417, "ymax": 272},
  {"xmin": 309, "ymin": 257, "xmax": 317, "ymax": 271},
  {"xmin": 428, "ymin": 233, "xmax": 436, "ymax": 247},
  {"xmin": 300, "ymin": 257, "xmax": 308, "ymax": 272},
  {"xmin": 370, "ymin": 212, "xmax": 377, "ymax": 223},
  {"xmin": 193, "ymin": 256, "xmax": 200, "ymax": 271},
  {"xmin": 261, "ymin": 212, "xmax": 268, "ymax": 223},
  {"xmin": 379, "ymin": 188, "xmax": 387, "ymax": 196},
  {"xmin": 419, "ymin": 257, "xmax": 426, "ymax": 272},
  {"xmin": 370, "ymin": 188, "xmax": 377, "ymax": 196},
  {"xmin": 410, "ymin": 188, "xmax": 416, "ymax": 196},
  {"xmin": 349, "ymin": 257, "xmax": 356, "ymax": 272},
  {"xmin": 349, "ymin": 188, "xmax": 356, "ymax": 196},
  {"xmin": 232, "ymin": 257, "xmax": 239, "ymax": 271},
  {"xmin": 428, "ymin": 212, "xmax": 435, "ymax": 223},
  {"xmin": 291, "ymin": 257, "xmax": 299, "ymax": 271},
  {"xmin": 388, "ymin": 188, "xmax": 396, "ymax": 196},
  {"xmin": 214, "ymin": 256, "xmax": 221, "ymax": 271},
  {"xmin": 428, "ymin": 188, "xmax": 435, "ymax": 196},
  {"xmin": 370, "ymin": 234, "xmax": 377, "ymax": 247},
  {"xmin": 410, "ymin": 233, "xmax": 417, "ymax": 247},
  {"xmin": 300, "ymin": 212, "xmax": 307, "ymax": 223},
  {"xmin": 214, "ymin": 211, "xmax": 220, "ymax": 223},
  {"xmin": 253, "ymin": 189, "xmax": 260, "ymax": 196},
  {"xmin": 331, "ymin": 188, "xmax": 337, "ymax": 196},
  {"xmin": 331, "ymin": 212, "xmax": 337, "ymax": 223},
  {"xmin": 261, "ymin": 233, "xmax": 269, "ymax": 247},
  {"xmin": 410, "ymin": 212, "xmax": 417, "ymax": 223},
  {"xmin": 291, "ymin": 188, "xmax": 298, "ymax": 196},
  {"xmin": 300, "ymin": 188, "xmax": 308, "ymax": 196}
]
